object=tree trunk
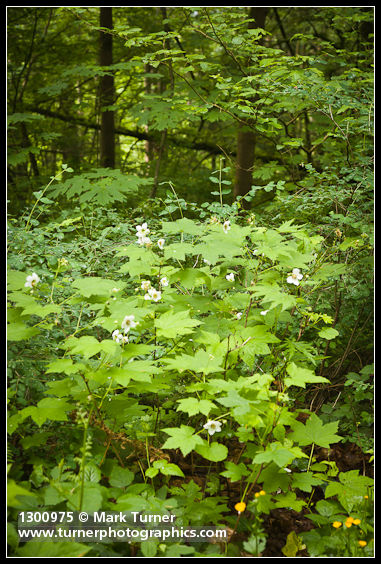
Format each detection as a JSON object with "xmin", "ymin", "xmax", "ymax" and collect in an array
[
  {"xmin": 99, "ymin": 7, "xmax": 115, "ymax": 168},
  {"xmin": 234, "ymin": 7, "xmax": 268, "ymax": 204}
]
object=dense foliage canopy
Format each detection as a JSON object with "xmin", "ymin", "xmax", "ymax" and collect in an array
[{"xmin": 7, "ymin": 7, "xmax": 374, "ymax": 557}]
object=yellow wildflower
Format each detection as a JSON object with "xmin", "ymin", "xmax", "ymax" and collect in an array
[
  {"xmin": 234, "ymin": 502, "xmax": 246, "ymax": 514},
  {"xmin": 353, "ymin": 518, "xmax": 361, "ymax": 525},
  {"xmin": 345, "ymin": 517, "xmax": 354, "ymax": 528}
]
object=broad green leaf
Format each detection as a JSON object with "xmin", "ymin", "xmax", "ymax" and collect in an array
[
  {"xmin": 154, "ymin": 309, "xmax": 202, "ymax": 338},
  {"xmin": 162, "ymin": 425, "xmax": 204, "ymax": 457},
  {"xmin": 20, "ymin": 302, "xmax": 60, "ymax": 318},
  {"xmin": 7, "ymin": 480, "xmax": 37, "ymax": 508},
  {"xmin": 324, "ymin": 470, "xmax": 373, "ymax": 512},
  {"xmin": 274, "ymin": 491, "xmax": 306, "ymax": 512},
  {"xmin": 282, "ymin": 530, "xmax": 306, "ymax": 557},
  {"xmin": 84, "ymin": 463, "xmax": 101, "ymax": 483},
  {"xmin": 195, "ymin": 441, "xmax": 228, "ymax": 462},
  {"xmin": 21, "ymin": 398, "xmax": 74, "ymax": 426},
  {"xmin": 141, "ymin": 540, "xmax": 158, "ymax": 558},
  {"xmin": 152, "ymin": 459, "xmax": 185, "ymax": 477},
  {"xmin": 164, "ymin": 242, "xmax": 194, "ymax": 262},
  {"xmin": 311, "ymin": 263, "xmax": 347, "ymax": 282},
  {"xmin": 7, "ymin": 270, "xmax": 31, "ymax": 291},
  {"xmin": 7, "ymin": 322, "xmax": 40, "ymax": 341},
  {"xmin": 164, "ymin": 349, "xmax": 223, "ymax": 375},
  {"xmin": 251, "ymin": 284, "xmax": 298, "ymax": 311},
  {"xmin": 50, "ymin": 168, "xmax": 151, "ymax": 206},
  {"xmin": 109, "ymin": 466, "xmax": 135, "ymax": 488},
  {"xmin": 91, "ymin": 361, "xmax": 159, "ymax": 386},
  {"xmin": 253, "ymin": 442, "xmax": 308, "ymax": 467},
  {"xmin": 117, "ymin": 246, "xmax": 158, "ymax": 276},
  {"xmin": 284, "ymin": 362, "xmax": 329, "ymax": 388},
  {"xmin": 64, "ymin": 335, "xmax": 102, "ymax": 358},
  {"xmin": 45, "ymin": 358, "xmax": 86, "ymax": 375},
  {"xmin": 289, "ymin": 413, "xmax": 341, "ymax": 448},
  {"xmin": 171, "ymin": 268, "xmax": 211, "ymax": 289},
  {"xmin": 318, "ymin": 327, "xmax": 339, "ymax": 340},
  {"xmin": 16, "ymin": 542, "xmax": 91, "ymax": 558},
  {"xmin": 66, "ymin": 483, "xmax": 103, "ymax": 513},
  {"xmin": 72, "ymin": 277, "xmax": 125, "ymax": 298},
  {"xmin": 291, "ymin": 471, "xmax": 324, "ymax": 492},
  {"xmin": 176, "ymin": 397, "xmax": 216, "ymax": 416},
  {"xmin": 161, "ymin": 218, "xmax": 204, "ymax": 236},
  {"xmin": 194, "ymin": 223, "xmax": 251, "ymax": 264},
  {"xmin": 114, "ymin": 494, "xmax": 150, "ymax": 512},
  {"xmin": 220, "ymin": 461, "xmax": 250, "ymax": 482}
]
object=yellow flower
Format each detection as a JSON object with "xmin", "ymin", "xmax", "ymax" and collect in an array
[
  {"xmin": 332, "ymin": 521, "xmax": 342, "ymax": 529},
  {"xmin": 358, "ymin": 540, "xmax": 367, "ymax": 547},
  {"xmin": 345, "ymin": 518, "xmax": 353, "ymax": 528},
  {"xmin": 254, "ymin": 492, "xmax": 260, "ymax": 498},
  {"xmin": 234, "ymin": 502, "xmax": 246, "ymax": 514},
  {"xmin": 259, "ymin": 490, "xmax": 266, "ymax": 496},
  {"xmin": 353, "ymin": 518, "xmax": 361, "ymax": 525}
]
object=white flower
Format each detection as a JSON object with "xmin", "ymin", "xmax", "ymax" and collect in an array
[
  {"xmin": 222, "ymin": 220, "xmax": 231, "ymax": 234},
  {"xmin": 260, "ymin": 310, "xmax": 269, "ymax": 316},
  {"xmin": 203, "ymin": 258, "xmax": 211, "ymax": 265},
  {"xmin": 203, "ymin": 420, "xmax": 222, "ymax": 436},
  {"xmin": 137, "ymin": 235, "xmax": 152, "ymax": 247},
  {"xmin": 287, "ymin": 268, "xmax": 303, "ymax": 286},
  {"xmin": 148, "ymin": 287, "xmax": 161, "ymax": 302},
  {"xmin": 144, "ymin": 287, "xmax": 162, "ymax": 302},
  {"xmin": 111, "ymin": 287, "xmax": 120, "ymax": 293},
  {"xmin": 226, "ymin": 272, "xmax": 235, "ymax": 282},
  {"xmin": 121, "ymin": 315, "xmax": 138, "ymax": 334},
  {"xmin": 112, "ymin": 329, "xmax": 129, "ymax": 344},
  {"xmin": 136, "ymin": 222, "xmax": 150, "ymax": 237},
  {"xmin": 112, "ymin": 329, "xmax": 123, "ymax": 343},
  {"xmin": 141, "ymin": 280, "xmax": 151, "ymax": 291},
  {"xmin": 25, "ymin": 272, "xmax": 40, "ymax": 288},
  {"xmin": 160, "ymin": 276, "xmax": 169, "ymax": 287},
  {"xmin": 236, "ymin": 312, "xmax": 243, "ymax": 319},
  {"xmin": 157, "ymin": 238, "xmax": 165, "ymax": 250}
]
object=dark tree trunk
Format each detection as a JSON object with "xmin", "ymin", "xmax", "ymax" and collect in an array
[
  {"xmin": 99, "ymin": 7, "xmax": 115, "ymax": 168},
  {"xmin": 234, "ymin": 7, "xmax": 268, "ymax": 204},
  {"xmin": 20, "ymin": 121, "xmax": 39, "ymax": 177}
]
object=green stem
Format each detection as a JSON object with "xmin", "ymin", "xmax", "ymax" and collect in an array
[
  {"xmin": 79, "ymin": 408, "xmax": 92, "ymax": 512},
  {"xmin": 25, "ymin": 169, "xmax": 66, "ymax": 232},
  {"xmin": 307, "ymin": 442, "xmax": 315, "ymax": 472}
]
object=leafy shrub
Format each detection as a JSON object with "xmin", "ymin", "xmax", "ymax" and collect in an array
[{"xmin": 7, "ymin": 191, "xmax": 373, "ymax": 557}]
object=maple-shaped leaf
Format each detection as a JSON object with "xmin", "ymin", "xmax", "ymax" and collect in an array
[
  {"xmin": 163, "ymin": 349, "xmax": 223, "ymax": 375},
  {"xmin": 220, "ymin": 461, "xmax": 250, "ymax": 482},
  {"xmin": 161, "ymin": 425, "xmax": 204, "ymax": 457},
  {"xmin": 284, "ymin": 362, "xmax": 329, "ymax": 388},
  {"xmin": 253, "ymin": 442, "xmax": 308, "ymax": 467},
  {"xmin": 154, "ymin": 309, "xmax": 202, "ymax": 339},
  {"xmin": 289, "ymin": 413, "xmax": 342, "ymax": 448},
  {"xmin": 176, "ymin": 397, "xmax": 216, "ymax": 416}
]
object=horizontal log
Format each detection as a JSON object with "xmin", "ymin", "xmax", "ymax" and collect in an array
[{"xmin": 27, "ymin": 106, "xmax": 235, "ymax": 156}]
